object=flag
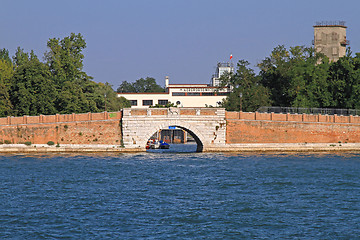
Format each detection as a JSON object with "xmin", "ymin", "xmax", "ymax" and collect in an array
[{"xmin": 230, "ymin": 54, "xmax": 233, "ymax": 60}]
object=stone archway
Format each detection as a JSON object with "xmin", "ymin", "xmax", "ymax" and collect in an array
[
  {"xmin": 142, "ymin": 122, "xmax": 206, "ymax": 152},
  {"xmin": 121, "ymin": 108, "xmax": 226, "ymax": 152}
]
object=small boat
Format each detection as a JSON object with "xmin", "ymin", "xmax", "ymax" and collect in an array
[
  {"xmin": 146, "ymin": 140, "xmax": 170, "ymax": 149},
  {"xmin": 158, "ymin": 140, "xmax": 170, "ymax": 149}
]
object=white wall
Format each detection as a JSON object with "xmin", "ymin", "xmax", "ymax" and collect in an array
[{"xmin": 117, "ymin": 92, "xmax": 227, "ymax": 108}]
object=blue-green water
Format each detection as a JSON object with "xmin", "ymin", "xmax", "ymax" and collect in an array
[{"xmin": 0, "ymin": 151, "xmax": 359, "ymax": 239}]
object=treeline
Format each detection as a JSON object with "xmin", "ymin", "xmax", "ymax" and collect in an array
[
  {"xmin": 0, "ymin": 33, "xmax": 130, "ymax": 118},
  {"xmin": 2, "ymin": 35, "xmax": 360, "ymax": 117},
  {"xmin": 221, "ymin": 45, "xmax": 360, "ymax": 112},
  {"xmin": 117, "ymin": 77, "xmax": 165, "ymax": 93}
]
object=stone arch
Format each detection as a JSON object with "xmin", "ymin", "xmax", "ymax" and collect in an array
[{"xmin": 142, "ymin": 121, "xmax": 206, "ymax": 152}]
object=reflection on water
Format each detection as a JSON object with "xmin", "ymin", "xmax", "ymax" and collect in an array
[{"xmin": 146, "ymin": 142, "xmax": 198, "ymax": 153}]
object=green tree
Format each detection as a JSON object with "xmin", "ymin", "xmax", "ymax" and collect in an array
[
  {"xmin": 0, "ymin": 48, "xmax": 12, "ymax": 64},
  {"xmin": 287, "ymin": 47, "xmax": 332, "ymax": 108},
  {"xmin": 117, "ymin": 80, "xmax": 136, "ymax": 93},
  {"xmin": 10, "ymin": 50, "xmax": 57, "ymax": 116},
  {"xmin": 0, "ymin": 48, "xmax": 14, "ymax": 116},
  {"xmin": 259, "ymin": 45, "xmax": 333, "ymax": 108},
  {"xmin": 117, "ymin": 77, "xmax": 164, "ymax": 93},
  {"xmin": 258, "ymin": 45, "xmax": 292, "ymax": 106},
  {"xmin": 327, "ymin": 54, "xmax": 360, "ymax": 109},
  {"xmin": 99, "ymin": 82, "xmax": 130, "ymax": 111},
  {"xmin": 45, "ymin": 33, "xmax": 99, "ymax": 113},
  {"xmin": 220, "ymin": 60, "xmax": 271, "ymax": 111}
]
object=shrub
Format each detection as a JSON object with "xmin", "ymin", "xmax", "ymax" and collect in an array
[
  {"xmin": 47, "ymin": 141, "xmax": 55, "ymax": 146},
  {"xmin": 24, "ymin": 141, "xmax": 32, "ymax": 146},
  {"xmin": 56, "ymin": 143, "xmax": 60, "ymax": 147},
  {"xmin": 4, "ymin": 140, "xmax": 11, "ymax": 144}
]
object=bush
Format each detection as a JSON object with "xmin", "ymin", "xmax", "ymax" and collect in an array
[
  {"xmin": 4, "ymin": 140, "xmax": 11, "ymax": 144},
  {"xmin": 56, "ymin": 143, "xmax": 60, "ymax": 147},
  {"xmin": 47, "ymin": 141, "xmax": 55, "ymax": 146},
  {"xmin": 24, "ymin": 141, "xmax": 32, "ymax": 146}
]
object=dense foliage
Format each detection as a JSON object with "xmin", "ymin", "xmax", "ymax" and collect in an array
[
  {"xmin": 0, "ymin": 33, "xmax": 130, "ymax": 117},
  {"xmin": 117, "ymin": 77, "xmax": 165, "ymax": 93},
  {"xmin": 2, "ymin": 36, "xmax": 360, "ymax": 117},
  {"xmin": 220, "ymin": 45, "xmax": 360, "ymax": 112}
]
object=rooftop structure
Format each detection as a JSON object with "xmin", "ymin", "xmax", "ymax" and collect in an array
[
  {"xmin": 313, "ymin": 21, "xmax": 349, "ymax": 62},
  {"xmin": 211, "ymin": 62, "xmax": 234, "ymax": 87}
]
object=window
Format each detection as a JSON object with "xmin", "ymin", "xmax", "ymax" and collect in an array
[
  {"xmin": 158, "ymin": 99, "xmax": 169, "ymax": 105},
  {"xmin": 187, "ymin": 92, "xmax": 200, "ymax": 96},
  {"xmin": 142, "ymin": 100, "xmax": 153, "ymax": 106},
  {"xmin": 130, "ymin": 100, "xmax": 137, "ymax": 106},
  {"xmin": 172, "ymin": 92, "xmax": 186, "ymax": 96},
  {"xmin": 202, "ymin": 92, "xmax": 215, "ymax": 96},
  {"xmin": 332, "ymin": 47, "xmax": 338, "ymax": 56}
]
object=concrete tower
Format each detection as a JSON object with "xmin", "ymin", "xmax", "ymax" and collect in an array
[
  {"xmin": 313, "ymin": 21, "xmax": 349, "ymax": 62},
  {"xmin": 211, "ymin": 62, "xmax": 234, "ymax": 87}
]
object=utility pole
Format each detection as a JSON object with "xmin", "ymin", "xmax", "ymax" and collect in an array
[
  {"xmin": 239, "ymin": 92, "xmax": 243, "ymax": 112},
  {"xmin": 104, "ymin": 93, "xmax": 107, "ymax": 112}
]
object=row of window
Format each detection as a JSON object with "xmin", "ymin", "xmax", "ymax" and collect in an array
[
  {"xmin": 172, "ymin": 92, "xmax": 229, "ymax": 96},
  {"xmin": 130, "ymin": 99, "xmax": 169, "ymax": 106}
]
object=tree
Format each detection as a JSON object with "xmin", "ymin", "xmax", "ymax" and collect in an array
[
  {"xmin": 258, "ymin": 45, "xmax": 333, "ymax": 108},
  {"xmin": 10, "ymin": 51, "xmax": 57, "ymax": 116},
  {"xmin": 45, "ymin": 33, "xmax": 99, "ymax": 113},
  {"xmin": 98, "ymin": 82, "xmax": 130, "ymax": 111},
  {"xmin": 0, "ymin": 48, "xmax": 14, "ymax": 116},
  {"xmin": 117, "ymin": 77, "xmax": 164, "ymax": 93},
  {"xmin": 327, "ymin": 54, "xmax": 360, "ymax": 109},
  {"xmin": 220, "ymin": 60, "xmax": 271, "ymax": 111},
  {"xmin": 258, "ymin": 45, "xmax": 293, "ymax": 106},
  {"xmin": 45, "ymin": 33, "xmax": 89, "ymax": 84},
  {"xmin": 287, "ymin": 47, "xmax": 332, "ymax": 108}
]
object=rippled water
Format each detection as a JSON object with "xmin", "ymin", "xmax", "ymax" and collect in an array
[{"xmin": 0, "ymin": 151, "xmax": 359, "ymax": 239}]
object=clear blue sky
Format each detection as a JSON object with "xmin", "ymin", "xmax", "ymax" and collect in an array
[{"xmin": 2, "ymin": 0, "xmax": 360, "ymax": 89}]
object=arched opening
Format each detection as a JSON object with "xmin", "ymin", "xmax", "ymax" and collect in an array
[{"xmin": 145, "ymin": 125, "xmax": 204, "ymax": 153}]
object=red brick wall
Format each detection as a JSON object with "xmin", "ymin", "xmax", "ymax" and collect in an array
[
  {"xmin": 226, "ymin": 111, "xmax": 360, "ymax": 143},
  {"xmin": 0, "ymin": 112, "xmax": 122, "ymax": 145}
]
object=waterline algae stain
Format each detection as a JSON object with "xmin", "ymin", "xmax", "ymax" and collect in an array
[{"xmin": 0, "ymin": 153, "xmax": 359, "ymax": 239}]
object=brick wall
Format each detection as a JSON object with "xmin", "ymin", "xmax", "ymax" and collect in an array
[
  {"xmin": 0, "ymin": 112, "xmax": 122, "ymax": 145},
  {"xmin": 226, "ymin": 111, "xmax": 360, "ymax": 143}
]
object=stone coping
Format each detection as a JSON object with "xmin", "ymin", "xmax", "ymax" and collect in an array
[
  {"xmin": 0, "ymin": 144, "xmax": 143, "ymax": 153},
  {"xmin": 0, "ymin": 143, "xmax": 360, "ymax": 153},
  {"xmin": 204, "ymin": 143, "xmax": 360, "ymax": 152}
]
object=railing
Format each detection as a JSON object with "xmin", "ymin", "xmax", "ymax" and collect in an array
[
  {"xmin": 257, "ymin": 106, "xmax": 360, "ymax": 116},
  {"xmin": 314, "ymin": 21, "xmax": 346, "ymax": 27}
]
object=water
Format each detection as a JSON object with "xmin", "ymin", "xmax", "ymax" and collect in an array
[{"xmin": 0, "ymin": 151, "xmax": 360, "ymax": 239}]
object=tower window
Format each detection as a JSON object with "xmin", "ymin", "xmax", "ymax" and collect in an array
[{"xmin": 332, "ymin": 47, "xmax": 338, "ymax": 56}]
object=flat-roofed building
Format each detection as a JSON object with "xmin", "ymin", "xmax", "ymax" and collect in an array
[{"xmin": 118, "ymin": 62, "xmax": 233, "ymax": 108}]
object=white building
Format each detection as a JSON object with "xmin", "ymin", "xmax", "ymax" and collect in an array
[
  {"xmin": 117, "ymin": 63, "xmax": 233, "ymax": 108},
  {"xmin": 211, "ymin": 62, "xmax": 234, "ymax": 86}
]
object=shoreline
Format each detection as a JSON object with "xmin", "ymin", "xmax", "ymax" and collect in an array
[{"xmin": 0, "ymin": 143, "xmax": 359, "ymax": 153}]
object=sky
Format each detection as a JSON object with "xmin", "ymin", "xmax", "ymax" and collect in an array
[{"xmin": 2, "ymin": 0, "xmax": 360, "ymax": 90}]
